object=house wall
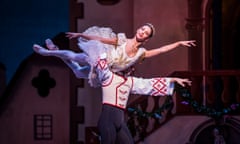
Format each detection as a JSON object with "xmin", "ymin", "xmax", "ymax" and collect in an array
[{"xmin": 0, "ymin": 58, "xmax": 70, "ymax": 144}]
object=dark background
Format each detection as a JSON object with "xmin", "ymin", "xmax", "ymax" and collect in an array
[{"xmin": 0, "ymin": 0, "xmax": 69, "ymax": 83}]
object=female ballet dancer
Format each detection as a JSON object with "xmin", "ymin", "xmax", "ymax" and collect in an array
[{"xmin": 33, "ymin": 23, "xmax": 195, "ymax": 87}]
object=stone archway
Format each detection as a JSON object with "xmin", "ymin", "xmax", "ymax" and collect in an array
[{"xmin": 188, "ymin": 117, "xmax": 240, "ymax": 144}]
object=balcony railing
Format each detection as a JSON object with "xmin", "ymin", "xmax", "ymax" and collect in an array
[
  {"xmin": 127, "ymin": 70, "xmax": 240, "ymax": 143},
  {"xmin": 172, "ymin": 70, "xmax": 240, "ymax": 115}
]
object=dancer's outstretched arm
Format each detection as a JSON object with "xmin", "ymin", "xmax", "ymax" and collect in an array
[
  {"xmin": 170, "ymin": 77, "xmax": 192, "ymax": 87},
  {"xmin": 145, "ymin": 40, "xmax": 196, "ymax": 58},
  {"xmin": 65, "ymin": 32, "xmax": 117, "ymax": 45},
  {"xmin": 130, "ymin": 76, "xmax": 191, "ymax": 96}
]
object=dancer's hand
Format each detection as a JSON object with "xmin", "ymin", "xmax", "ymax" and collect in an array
[
  {"xmin": 171, "ymin": 77, "xmax": 192, "ymax": 87},
  {"xmin": 178, "ymin": 40, "xmax": 196, "ymax": 47},
  {"xmin": 65, "ymin": 32, "xmax": 82, "ymax": 39}
]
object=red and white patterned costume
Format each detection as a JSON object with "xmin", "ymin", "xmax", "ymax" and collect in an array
[{"xmin": 96, "ymin": 56, "xmax": 175, "ymax": 109}]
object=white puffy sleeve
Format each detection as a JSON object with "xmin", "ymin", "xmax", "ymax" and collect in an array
[
  {"xmin": 117, "ymin": 33, "xmax": 127, "ymax": 46},
  {"xmin": 130, "ymin": 77, "xmax": 175, "ymax": 96}
]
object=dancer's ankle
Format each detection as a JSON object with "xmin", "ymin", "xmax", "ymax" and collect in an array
[{"xmin": 45, "ymin": 39, "xmax": 59, "ymax": 50}]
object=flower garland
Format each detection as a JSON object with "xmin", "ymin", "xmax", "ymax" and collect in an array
[
  {"xmin": 127, "ymin": 96, "xmax": 173, "ymax": 119},
  {"xmin": 177, "ymin": 85, "xmax": 240, "ymax": 118},
  {"xmin": 127, "ymin": 84, "xmax": 240, "ymax": 119}
]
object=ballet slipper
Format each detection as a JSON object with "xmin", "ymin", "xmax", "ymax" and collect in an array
[
  {"xmin": 45, "ymin": 39, "xmax": 59, "ymax": 50},
  {"xmin": 33, "ymin": 44, "xmax": 49, "ymax": 56},
  {"xmin": 33, "ymin": 44, "xmax": 43, "ymax": 52}
]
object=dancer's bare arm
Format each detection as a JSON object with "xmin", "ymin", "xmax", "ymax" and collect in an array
[
  {"xmin": 65, "ymin": 32, "xmax": 117, "ymax": 45},
  {"xmin": 144, "ymin": 40, "xmax": 196, "ymax": 58}
]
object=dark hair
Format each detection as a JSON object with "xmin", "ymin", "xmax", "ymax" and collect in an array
[{"xmin": 144, "ymin": 23, "xmax": 155, "ymax": 38}]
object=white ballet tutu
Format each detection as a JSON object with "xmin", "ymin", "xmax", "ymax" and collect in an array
[{"xmin": 77, "ymin": 26, "xmax": 118, "ymax": 87}]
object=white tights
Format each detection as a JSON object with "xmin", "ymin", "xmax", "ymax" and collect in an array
[{"xmin": 33, "ymin": 44, "xmax": 90, "ymax": 79}]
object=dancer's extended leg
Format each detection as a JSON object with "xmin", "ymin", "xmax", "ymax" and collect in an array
[
  {"xmin": 63, "ymin": 59, "xmax": 90, "ymax": 79},
  {"xmin": 33, "ymin": 43, "xmax": 90, "ymax": 79},
  {"xmin": 33, "ymin": 44, "xmax": 87, "ymax": 63},
  {"xmin": 44, "ymin": 39, "xmax": 90, "ymax": 79}
]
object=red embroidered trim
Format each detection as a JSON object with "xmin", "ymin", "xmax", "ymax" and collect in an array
[
  {"xmin": 96, "ymin": 58, "xmax": 107, "ymax": 70},
  {"xmin": 151, "ymin": 78, "xmax": 168, "ymax": 96}
]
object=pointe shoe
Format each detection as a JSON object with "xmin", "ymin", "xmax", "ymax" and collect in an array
[
  {"xmin": 45, "ymin": 39, "xmax": 59, "ymax": 50},
  {"xmin": 33, "ymin": 44, "xmax": 49, "ymax": 55},
  {"xmin": 33, "ymin": 44, "xmax": 43, "ymax": 52}
]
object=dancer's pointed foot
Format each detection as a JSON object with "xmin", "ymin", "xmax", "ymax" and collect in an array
[
  {"xmin": 45, "ymin": 39, "xmax": 59, "ymax": 50},
  {"xmin": 33, "ymin": 44, "xmax": 49, "ymax": 56},
  {"xmin": 33, "ymin": 44, "xmax": 43, "ymax": 52}
]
